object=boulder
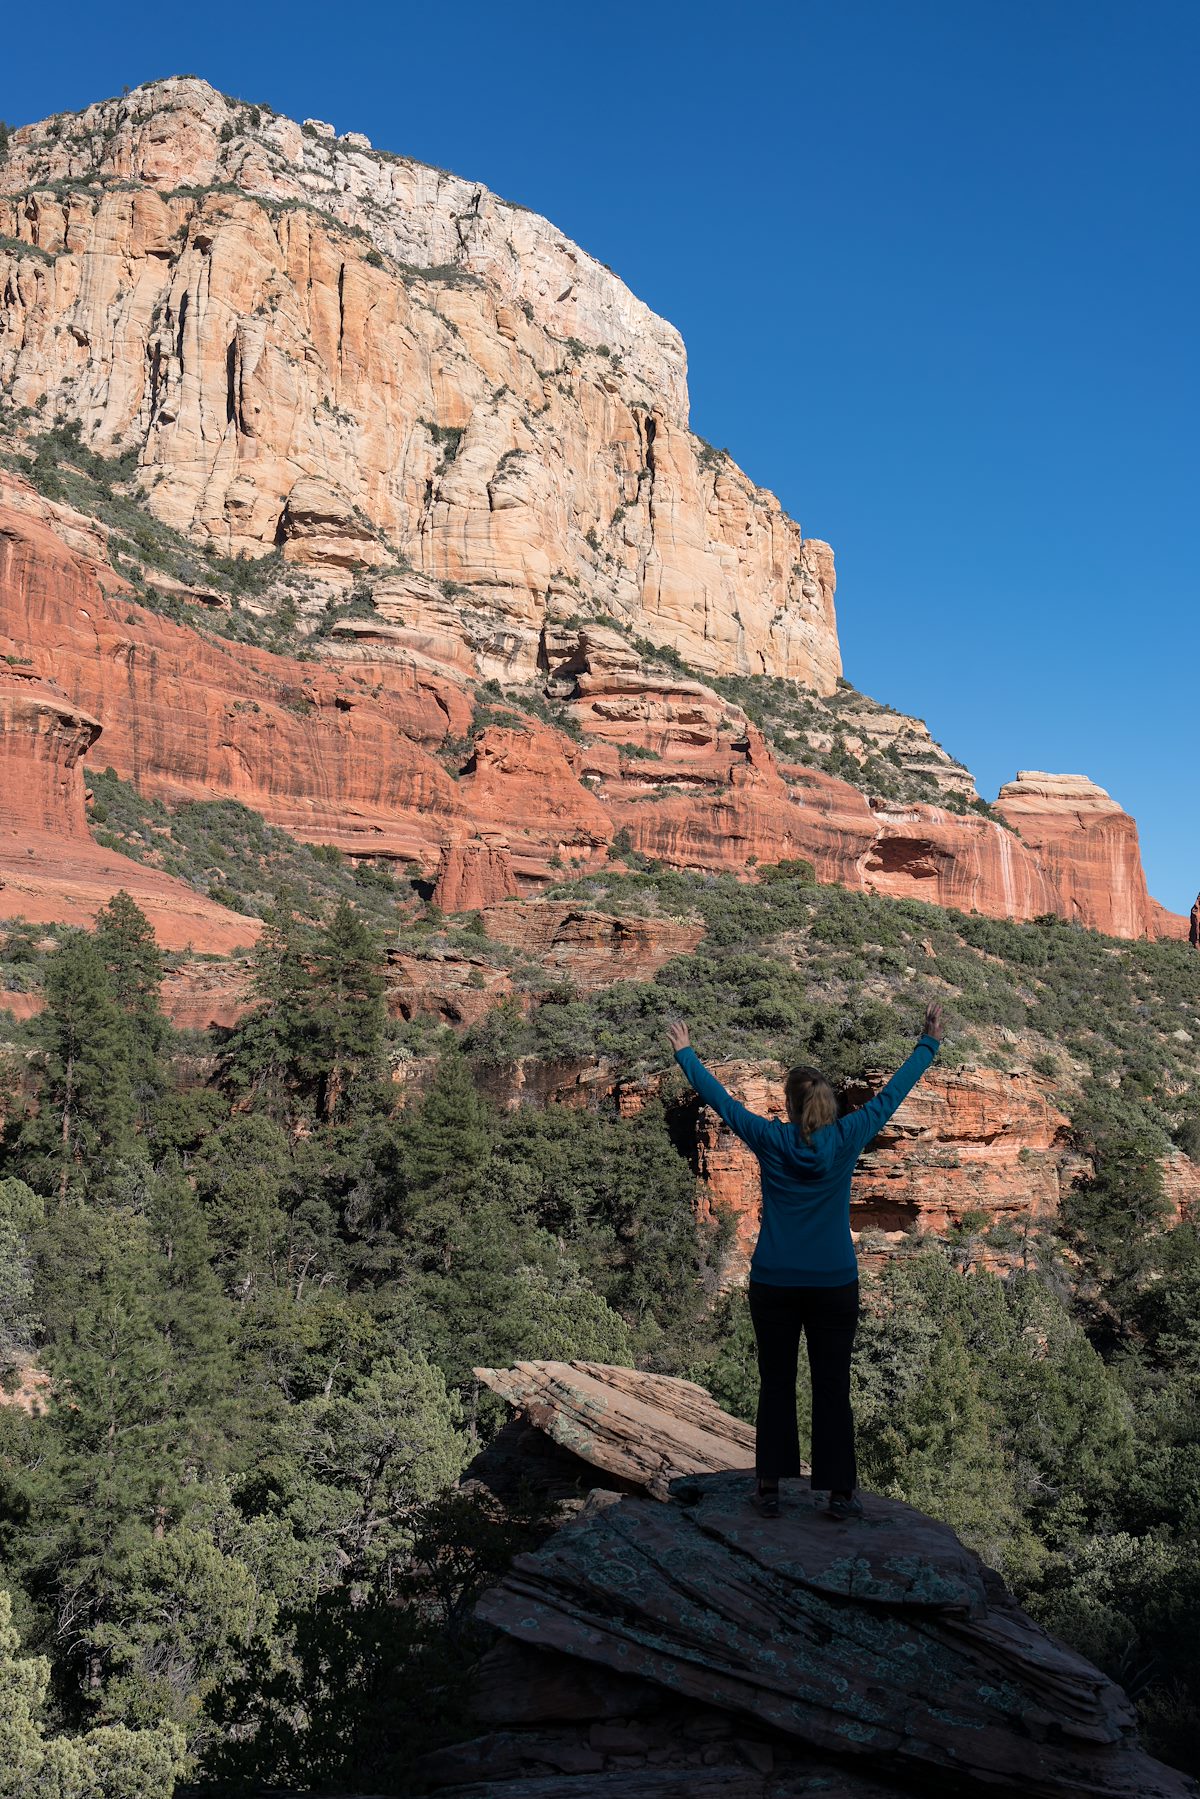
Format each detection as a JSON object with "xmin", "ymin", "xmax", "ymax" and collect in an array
[{"xmin": 473, "ymin": 1361, "xmax": 755, "ymax": 1497}]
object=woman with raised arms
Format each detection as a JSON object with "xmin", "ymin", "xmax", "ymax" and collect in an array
[{"xmin": 667, "ymin": 1003, "xmax": 943, "ymax": 1519}]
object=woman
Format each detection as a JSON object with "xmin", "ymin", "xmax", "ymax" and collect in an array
[{"xmin": 667, "ymin": 1004, "xmax": 943, "ymax": 1520}]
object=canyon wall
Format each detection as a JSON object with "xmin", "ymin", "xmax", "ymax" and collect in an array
[
  {"xmin": 0, "ymin": 473, "xmax": 1186, "ymax": 941},
  {"xmin": 0, "ymin": 80, "xmax": 1187, "ymax": 958},
  {"xmin": 995, "ymin": 772, "xmax": 1165, "ymax": 942},
  {"xmin": 0, "ymin": 78, "xmax": 839, "ymax": 688}
]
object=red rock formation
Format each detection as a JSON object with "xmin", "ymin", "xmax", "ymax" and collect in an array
[
  {"xmin": 0, "ymin": 628, "xmax": 258, "ymax": 954},
  {"xmin": 1149, "ymin": 898, "xmax": 1191, "ymax": 943},
  {"xmin": 473, "ymin": 1361, "xmax": 755, "ymax": 1493},
  {"xmin": 1161, "ymin": 1150, "xmax": 1200, "ymax": 1222},
  {"xmin": 159, "ymin": 959, "xmax": 255, "ymax": 1031},
  {"xmin": 431, "ymin": 839, "xmax": 518, "ymax": 912},
  {"xmin": 480, "ymin": 902, "xmax": 703, "ymax": 986},
  {"xmin": 1191, "ymin": 894, "xmax": 1200, "ymax": 949},
  {"xmin": 0, "ymin": 475, "xmax": 471, "ymax": 859},
  {"xmin": 2, "ymin": 477, "xmax": 1184, "ymax": 942},
  {"xmin": 847, "ymin": 1063, "xmax": 1070, "ymax": 1240},
  {"xmin": 453, "ymin": 724, "xmax": 614, "ymax": 875},
  {"xmin": 0, "ymin": 668, "xmax": 99, "ymax": 836},
  {"xmin": 0, "ymin": 991, "xmax": 43, "ymax": 1023},
  {"xmin": 387, "ymin": 946, "xmax": 516, "ymax": 1028},
  {"xmin": 994, "ymin": 772, "xmax": 1165, "ymax": 941}
]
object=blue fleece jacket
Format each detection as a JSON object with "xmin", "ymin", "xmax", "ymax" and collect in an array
[{"xmin": 675, "ymin": 1036, "xmax": 941, "ymax": 1285}]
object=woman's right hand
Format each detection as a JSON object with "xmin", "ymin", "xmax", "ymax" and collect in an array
[
  {"xmin": 666, "ymin": 1018, "xmax": 690, "ymax": 1053},
  {"xmin": 924, "ymin": 1001, "xmax": 945, "ymax": 1040}
]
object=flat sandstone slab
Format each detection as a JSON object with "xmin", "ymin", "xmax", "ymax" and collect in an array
[{"xmin": 473, "ymin": 1360, "xmax": 756, "ymax": 1494}]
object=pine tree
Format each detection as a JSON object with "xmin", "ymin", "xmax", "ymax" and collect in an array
[
  {"xmin": 0, "ymin": 1178, "xmax": 44, "ymax": 1380},
  {"xmin": 94, "ymin": 892, "xmax": 167, "ymax": 1111},
  {"xmin": 14, "ymin": 932, "xmax": 137, "ymax": 1200},
  {"xmin": 0, "ymin": 1588, "xmax": 186, "ymax": 1799},
  {"xmin": 219, "ymin": 907, "xmax": 315, "ymax": 1118},
  {"xmin": 390, "ymin": 1052, "xmax": 494, "ymax": 1268},
  {"xmin": 307, "ymin": 901, "xmax": 385, "ymax": 1120}
]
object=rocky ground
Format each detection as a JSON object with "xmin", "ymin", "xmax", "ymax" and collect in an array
[{"xmin": 415, "ymin": 1360, "xmax": 1197, "ymax": 1798}]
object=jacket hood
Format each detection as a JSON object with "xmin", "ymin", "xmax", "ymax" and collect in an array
[{"xmin": 776, "ymin": 1119, "xmax": 838, "ymax": 1178}]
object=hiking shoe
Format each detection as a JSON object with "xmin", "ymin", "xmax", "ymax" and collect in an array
[
  {"xmin": 827, "ymin": 1491, "xmax": 864, "ymax": 1521},
  {"xmin": 753, "ymin": 1481, "xmax": 781, "ymax": 1519}
]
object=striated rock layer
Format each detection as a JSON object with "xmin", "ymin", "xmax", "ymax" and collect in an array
[
  {"xmin": 0, "ymin": 475, "xmax": 1186, "ymax": 943},
  {"xmin": 0, "ymin": 75, "xmax": 1186, "ymax": 941},
  {"xmin": 995, "ymin": 772, "xmax": 1162, "ymax": 941},
  {"xmin": 0, "ymin": 78, "xmax": 840, "ymax": 688},
  {"xmin": 0, "ymin": 596, "xmax": 258, "ymax": 953}
]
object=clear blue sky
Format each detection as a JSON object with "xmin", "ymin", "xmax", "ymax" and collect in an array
[{"xmin": 4, "ymin": 0, "xmax": 1197, "ymax": 910}]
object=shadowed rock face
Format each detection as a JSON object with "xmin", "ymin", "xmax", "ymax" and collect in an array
[{"xmin": 425, "ymin": 1362, "xmax": 1196, "ymax": 1799}]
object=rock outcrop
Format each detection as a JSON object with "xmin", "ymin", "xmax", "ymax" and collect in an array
[
  {"xmin": 0, "ymin": 667, "xmax": 99, "ymax": 838},
  {"xmin": 1, "ymin": 78, "xmax": 840, "ymax": 688},
  {"xmin": 0, "ymin": 473, "xmax": 472, "ymax": 860},
  {"xmin": 432, "ymin": 840, "xmax": 519, "ymax": 913},
  {"xmin": 424, "ymin": 1362, "xmax": 1194, "ymax": 1799},
  {"xmin": 474, "ymin": 1361, "xmax": 756, "ymax": 1497},
  {"xmin": 994, "ymin": 772, "xmax": 1159, "ymax": 941},
  {"xmin": 0, "ymin": 473, "xmax": 1186, "ymax": 949},
  {"xmin": 0, "ymin": 534, "xmax": 259, "ymax": 953},
  {"xmin": 480, "ymin": 901, "xmax": 704, "ymax": 986}
]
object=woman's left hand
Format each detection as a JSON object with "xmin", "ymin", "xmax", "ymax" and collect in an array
[{"xmin": 666, "ymin": 1018, "xmax": 690, "ymax": 1053}]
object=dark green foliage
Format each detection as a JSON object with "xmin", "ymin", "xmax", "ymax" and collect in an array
[
  {"xmin": 94, "ymin": 890, "xmax": 168, "ymax": 1110},
  {"xmin": 1060, "ymin": 1088, "xmax": 1174, "ymax": 1343},
  {"xmin": 3, "ymin": 838, "xmax": 1200, "ymax": 1782},
  {"xmin": 203, "ymin": 1486, "xmax": 554, "ymax": 1789},
  {"xmin": 9, "ymin": 930, "xmax": 137, "ymax": 1199},
  {"xmin": 0, "ymin": 1178, "xmax": 43, "ymax": 1380},
  {"xmin": 218, "ymin": 904, "xmax": 386, "ymax": 1123}
]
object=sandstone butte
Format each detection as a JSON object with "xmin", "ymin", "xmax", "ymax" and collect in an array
[{"xmin": 0, "ymin": 77, "xmax": 1189, "ymax": 951}]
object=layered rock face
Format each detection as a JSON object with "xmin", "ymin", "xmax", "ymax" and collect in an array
[
  {"xmin": 422, "ymin": 1362, "xmax": 1193, "ymax": 1798},
  {"xmin": 0, "ymin": 472, "xmax": 472, "ymax": 857},
  {"xmin": 995, "ymin": 772, "xmax": 1162, "ymax": 941},
  {"xmin": 0, "ymin": 471, "xmax": 1185, "ymax": 943},
  {"xmin": 0, "ymin": 512, "xmax": 258, "ymax": 952},
  {"xmin": 0, "ymin": 78, "xmax": 840, "ymax": 687},
  {"xmin": 0, "ymin": 667, "xmax": 99, "ymax": 838},
  {"xmin": 480, "ymin": 901, "xmax": 704, "ymax": 986},
  {"xmin": 0, "ymin": 82, "xmax": 1186, "ymax": 945}
]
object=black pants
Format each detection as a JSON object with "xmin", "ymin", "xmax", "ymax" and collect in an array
[{"xmin": 748, "ymin": 1278, "xmax": 860, "ymax": 1491}]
